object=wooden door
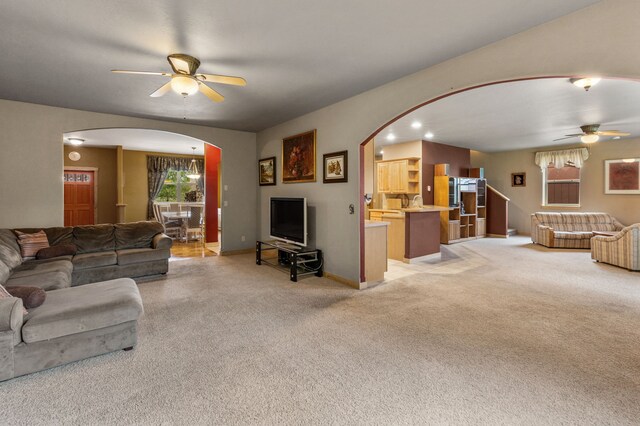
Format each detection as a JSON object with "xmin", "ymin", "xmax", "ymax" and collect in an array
[{"xmin": 64, "ymin": 171, "xmax": 95, "ymax": 226}]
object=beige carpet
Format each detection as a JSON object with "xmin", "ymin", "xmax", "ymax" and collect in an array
[{"xmin": 1, "ymin": 236, "xmax": 639, "ymax": 424}]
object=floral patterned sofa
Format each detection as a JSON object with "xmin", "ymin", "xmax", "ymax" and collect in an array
[{"xmin": 530, "ymin": 212, "xmax": 625, "ymax": 249}]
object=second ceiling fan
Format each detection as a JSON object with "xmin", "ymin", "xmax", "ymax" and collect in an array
[{"xmin": 112, "ymin": 53, "xmax": 246, "ymax": 103}]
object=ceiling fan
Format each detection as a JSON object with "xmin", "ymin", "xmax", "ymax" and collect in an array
[
  {"xmin": 111, "ymin": 53, "xmax": 246, "ymax": 103},
  {"xmin": 554, "ymin": 124, "xmax": 630, "ymax": 143}
]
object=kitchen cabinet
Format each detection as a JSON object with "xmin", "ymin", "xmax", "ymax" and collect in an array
[{"xmin": 376, "ymin": 158, "xmax": 420, "ymax": 194}]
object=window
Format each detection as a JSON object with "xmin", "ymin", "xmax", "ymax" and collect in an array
[
  {"xmin": 543, "ymin": 163, "xmax": 580, "ymax": 206},
  {"xmin": 155, "ymin": 170, "xmax": 198, "ymax": 202}
]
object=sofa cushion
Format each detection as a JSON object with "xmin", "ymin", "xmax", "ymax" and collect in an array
[
  {"xmin": 72, "ymin": 251, "xmax": 117, "ymax": 270},
  {"xmin": 14, "ymin": 227, "xmax": 73, "ymax": 247},
  {"xmin": 73, "ymin": 224, "xmax": 115, "ymax": 254},
  {"xmin": 36, "ymin": 243, "xmax": 77, "ymax": 260},
  {"xmin": 21, "ymin": 278, "xmax": 143, "ymax": 344},
  {"xmin": 15, "ymin": 230, "xmax": 50, "ymax": 258},
  {"xmin": 554, "ymin": 231, "xmax": 593, "ymax": 240},
  {"xmin": 116, "ymin": 248, "xmax": 171, "ymax": 266},
  {"xmin": 0, "ymin": 261, "xmax": 9, "ymax": 287},
  {"xmin": 115, "ymin": 221, "xmax": 164, "ymax": 250},
  {"xmin": 0, "ymin": 229, "xmax": 21, "ymax": 255},
  {"xmin": 0, "ymin": 240, "xmax": 23, "ymax": 270},
  {"xmin": 5, "ymin": 271, "xmax": 71, "ymax": 291},
  {"xmin": 11, "ymin": 259, "xmax": 73, "ymax": 280}
]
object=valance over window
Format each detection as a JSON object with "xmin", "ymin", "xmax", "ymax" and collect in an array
[{"xmin": 534, "ymin": 147, "xmax": 589, "ymax": 169}]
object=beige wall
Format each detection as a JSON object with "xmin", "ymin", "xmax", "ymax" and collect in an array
[
  {"xmin": 63, "ymin": 146, "xmax": 117, "ymax": 224},
  {"xmin": 380, "ymin": 140, "xmax": 422, "ymax": 160},
  {"xmin": 122, "ymin": 150, "xmax": 203, "ymax": 222},
  {"xmin": 0, "ymin": 101, "xmax": 256, "ymax": 252},
  {"xmin": 257, "ymin": 0, "xmax": 640, "ymax": 282},
  {"xmin": 471, "ymin": 138, "xmax": 640, "ymax": 234}
]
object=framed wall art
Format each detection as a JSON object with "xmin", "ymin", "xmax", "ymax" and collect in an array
[
  {"xmin": 258, "ymin": 157, "xmax": 276, "ymax": 186},
  {"xmin": 323, "ymin": 150, "xmax": 348, "ymax": 183},
  {"xmin": 605, "ymin": 158, "xmax": 640, "ymax": 194},
  {"xmin": 282, "ymin": 130, "xmax": 316, "ymax": 183},
  {"xmin": 511, "ymin": 172, "xmax": 526, "ymax": 187}
]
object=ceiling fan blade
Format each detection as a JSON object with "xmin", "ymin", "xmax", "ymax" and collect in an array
[
  {"xmin": 196, "ymin": 74, "xmax": 247, "ymax": 86},
  {"xmin": 199, "ymin": 83, "xmax": 224, "ymax": 102},
  {"xmin": 150, "ymin": 82, "xmax": 172, "ymax": 97},
  {"xmin": 111, "ymin": 70, "xmax": 170, "ymax": 77},
  {"xmin": 553, "ymin": 135, "xmax": 579, "ymax": 141},
  {"xmin": 595, "ymin": 131, "xmax": 631, "ymax": 136}
]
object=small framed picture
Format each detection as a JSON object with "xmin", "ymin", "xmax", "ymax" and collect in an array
[
  {"xmin": 605, "ymin": 158, "xmax": 640, "ymax": 194},
  {"xmin": 511, "ymin": 172, "xmax": 526, "ymax": 187},
  {"xmin": 258, "ymin": 157, "xmax": 276, "ymax": 186},
  {"xmin": 323, "ymin": 150, "xmax": 348, "ymax": 183}
]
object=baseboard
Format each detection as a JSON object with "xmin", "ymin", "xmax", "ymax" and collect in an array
[
  {"xmin": 323, "ymin": 272, "xmax": 362, "ymax": 290},
  {"xmin": 220, "ymin": 248, "xmax": 254, "ymax": 256},
  {"xmin": 487, "ymin": 233, "xmax": 509, "ymax": 238},
  {"xmin": 403, "ymin": 252, "xmax": 440, "ymax": 264}
]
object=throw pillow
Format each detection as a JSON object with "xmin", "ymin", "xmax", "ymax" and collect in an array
[
  {"xmin": 0, "ymin": 284, "xmax": 28, "ymax": 315},
  {"xmin": 36, "ymin": 244, "xmax": 77, "ymax": 260},
  {"xmin": 15, "ymin": 230, "xmax": 49, "ymax": 259},
  {"xmin": 5, "ymin": 286, "xmax": 46, "ymax": 309}
]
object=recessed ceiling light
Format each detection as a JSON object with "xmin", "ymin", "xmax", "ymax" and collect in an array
[
  {"xmin": 379, "ymin": 150, "xmax": 384, "ymax": 154},
  {"xmin": 411, "ymin": 121, "xmax": 422, "ymax": 129},
  {"xmin": 386, "ymin": 134, "xmax": 396, "ymax": 141},
  {"xmin": 424, "ymin": 132, "xmax": 434, "ymax": 139},
  {"xmin": 68, "ymin": 138, "xmax": 84, "ymax": 146},
  {"xmin": 570, "ymin": 77, "xmax": 601, "ymax": 91}
]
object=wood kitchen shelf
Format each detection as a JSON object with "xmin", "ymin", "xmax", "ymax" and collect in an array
[{"xmin": 434, "ymin": 165, "xmax": 487, "ymax": 244}]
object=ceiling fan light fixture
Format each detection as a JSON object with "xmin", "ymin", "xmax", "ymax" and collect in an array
[
  {"xmin": 570, "ymin": 77, "xmax": 601, "ymax": 91},
  {"xmin": 581, "ymin": 134, "xmax": 599, "ymax": 144},
  {"xmin": 171, "ymin": 75, "xmax": 199, "ymax": 96},
  {"xmin": 68, "ymin": 138, "xmax": 84, "ymax": 146}
]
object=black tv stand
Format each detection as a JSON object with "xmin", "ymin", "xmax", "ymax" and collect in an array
[{"xmin": 256, "ymin": 240, "xmax": 323, "ymax": 282}]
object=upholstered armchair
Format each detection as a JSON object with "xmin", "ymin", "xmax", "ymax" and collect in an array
[{"xmin": 591, "ymin": 224, "xmax": 640, "ymax": 271}]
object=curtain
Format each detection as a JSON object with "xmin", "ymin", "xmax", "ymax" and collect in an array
[
  {"xmin": 146, "ymin": 155, "xmax": 205, "ymax": 219},
  {"xmin": 534, "ymin": 148, "xmax": 589, "ymax": 169}
]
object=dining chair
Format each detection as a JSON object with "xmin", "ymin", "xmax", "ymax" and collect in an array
[{"xmin": 185, "ymin": 206, "xmax": 204, "ymax": 242}]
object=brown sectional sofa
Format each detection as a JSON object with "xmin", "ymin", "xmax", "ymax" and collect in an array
[
  {"xmin": 0, "ymin": 221, "xmax": 172, "ymax": 381},
  {"xmin": 531, "ymin": 212, "xmax": 625, "ymax": 249}
]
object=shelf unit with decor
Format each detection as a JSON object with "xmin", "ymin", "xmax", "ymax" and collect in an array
[
  {"xmin": 376, "ymin": 157, "xmax": 420, "ymax": 194},
  {"xmin": 434, "ymin": 164, "xmax": 487, "ymax": 244}
]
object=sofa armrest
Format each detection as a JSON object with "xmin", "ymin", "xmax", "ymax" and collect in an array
[
  {"xmin": 0, "ymin": 297, "xmax": 23, "ymax": 334},
  {"xmin": 152, "ymin": 233, "xmax": 173, "ymax": 250}
]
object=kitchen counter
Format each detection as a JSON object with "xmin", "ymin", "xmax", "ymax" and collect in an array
[{"xmin": 369, "ymin": 206, "xmax": 442, "ymax": 263}]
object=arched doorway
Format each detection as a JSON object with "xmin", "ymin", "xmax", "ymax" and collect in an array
[
  {"xmin": 62, "ymin": 128, "xmax": 222, "ymax": 252},
  {"xmin": 358, "ymin": 75, "xmax": 640, "ymax": 282}
]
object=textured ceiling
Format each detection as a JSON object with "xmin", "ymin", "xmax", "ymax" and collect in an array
[
  {"xmin": 376, "ymin": 78, "xmax": 640, "ymax": 152},
  {"xmin": 0, "ymin": 0, "xmax": 599, "ymax": 132}
]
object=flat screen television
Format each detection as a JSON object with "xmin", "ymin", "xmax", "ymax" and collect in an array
[{"xmin": 270, "ymin": 197, "xmax": 307, "ymax": 246}]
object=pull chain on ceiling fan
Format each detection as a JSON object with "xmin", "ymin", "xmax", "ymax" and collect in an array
[{"xmin": 112, "ymin": 53, "xmax": 246, "ymax": 103}]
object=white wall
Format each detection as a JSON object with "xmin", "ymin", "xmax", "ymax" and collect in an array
[
  {"xmin": 471, "ymin": 138, "xmax": 640, "ymax": 234},
  {"xmin": 0, "ymin": 100, "xmax": 256, "ymax": 252},
  {"xmin": 257, "ymin": 0, "xmax": 640, "ymax": 282}
]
